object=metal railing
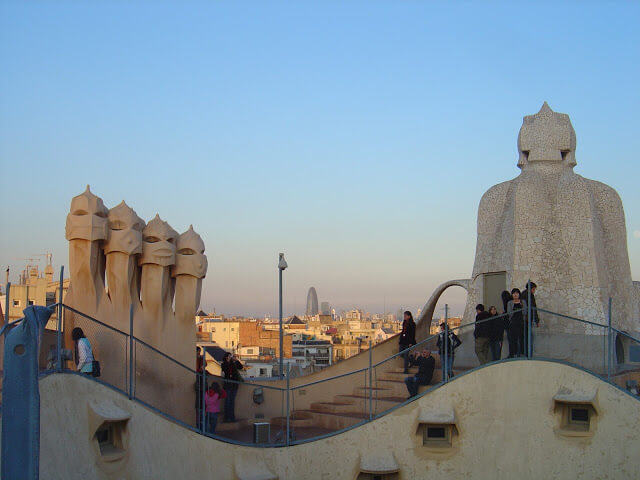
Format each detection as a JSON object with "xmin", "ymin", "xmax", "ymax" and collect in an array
[{"xmin": 3, "ymin": 288, "xmax": 639, "ymax": 448}]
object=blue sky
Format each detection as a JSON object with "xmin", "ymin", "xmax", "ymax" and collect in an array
[{"xmin": 1, "ymin": 1, "xmax": 639, "ymax": 317}]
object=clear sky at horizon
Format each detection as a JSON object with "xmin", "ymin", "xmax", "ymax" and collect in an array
[{"xmin": 1, "ymin": 1, "xmax": 639, "ymax": 318}]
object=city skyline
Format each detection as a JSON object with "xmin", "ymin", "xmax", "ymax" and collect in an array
[{"xmin": 1, "ymin": 2, "xmax": 638, "ymax": 318}]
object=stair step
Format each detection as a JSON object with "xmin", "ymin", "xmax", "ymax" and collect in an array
[
  {"xmin": 339, "ymin": 394, "xmax": 406, "ymax": 403},
  {"xmin": 270, "ymin": 410, "xmax": 316, "ymax": 428},
  {"xmin": 300, "ymin": 409, "xmax": 370, "ymax": 430},
  {"xmin": 387, "ymin": 367, "xmax": 419, "ymax": 374},
  {"xmin": 336, "ymin": 394, "xmax": 406, "ymax": 415},
  {"xmin": 215, "ymin": 418, "xmax": 249, "ymax": 432},
  {"xmin": 359, "ymin": 379, "xmax": 438, "ymax": 397},
  {"xmin": 313, "ymin": 395, "xmax": 404, "ymax": 415},
  {"xmin": 309, "ymin": 401, "xmax": 355, "ymax": 414},
  {"xmin": 305, "ymin": 409, "xmax": 369, "ymax": 419},
  {"xmin": 354, "ymin": 386, "xmax": 395, "ymax": 397}
]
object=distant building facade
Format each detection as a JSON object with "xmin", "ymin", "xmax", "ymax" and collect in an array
[
  {"xmin": 292, "ymin": 339, "xmax": 332, "ymax": 370},
  {"xmin": 0, "ymin": 259, "xmax": 69, "ymax": 329},
  {"xmin": 320, "ymin": 301, "xmax": 331, "ymax": 315}
]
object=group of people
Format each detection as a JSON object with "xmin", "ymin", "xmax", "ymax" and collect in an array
[
  {"xmin": 195, "ymin": 348, "xmax": 244, "ymax": 434},
  {"xmin": 400, "ymin": 281, "xmax": 539, "ymax": 397},
  {"xmin": 474, "ymin": 281, "xmax": 539, "ymax": 364}
]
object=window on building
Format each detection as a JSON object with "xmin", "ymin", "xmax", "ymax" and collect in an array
[
  {"xmin": 553, "ymin": 395, "xmax": 598, "ymax": 437},
  {"xmin": 231, "ymin": 328, "xmax": 235, "ymax": 331},
  {"xmin": 357, "ymin": 473, "xmax": 398, "ymax": 480},
  {"xmin": 425, "ymin": 426, "xmax": 446, "ymax": 440},
  {"xmin": 422, "ymin": 424, "xmax": 452, "ymax": 447},
  {"xmin": 28, "ymin": 300, "xmax": 35, "ymax": 305},
  {"xmin": 259, "ymin": 368, "xmax": 267, "ymax": 376},
  {"xmin": 569, "ymin": 407, "xmax": 589, "ymax": 426},
  {"xmin": 13, "ymin": 300, "xmax": 20, "ymax": 307},
  {"xmin": 45, "ymin": 292, "xmax": 56, "ymax": 306},
  {"xmin": 94, "ymin": 421, "xmax": 126, "ymax": 457},
  {"xmin": 247, "ymin": 348, "xmax": 254, "ymax": 354}
]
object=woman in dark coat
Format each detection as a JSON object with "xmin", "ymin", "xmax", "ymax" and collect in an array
[
  {"xmin": 507, "ymin": 288, "xmax": 528, "ymax": 357},
  {"xmin": 501, "ymin": 290, "xmax": 516, "ymax": 358},
  {"xmin": 399, "ymin": 311, "xmax": 417, "ymax": 374},
  {"xmin": 221, "ymin": 352, "xmax": 244, "ymax": 422}
]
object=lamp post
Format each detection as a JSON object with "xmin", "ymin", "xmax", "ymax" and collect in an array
[{"xmin": 278, "ymin": 253, "xmax": 288, "ymax": 379}]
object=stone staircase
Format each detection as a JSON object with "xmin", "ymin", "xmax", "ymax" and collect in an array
[{"xmin": 276, "ymin": 354, "xmax": 468, "ymax": 432}]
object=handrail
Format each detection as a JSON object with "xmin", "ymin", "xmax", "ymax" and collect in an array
[
  {"xmin": 61, "ymin": 303, "xmax": 130, "ymax": 335},
  {"xmin": 31, "ymin": 298, "xmax": 639, "ymax": 449},
  {"xmin": 372, "ymin": 332, "xmax": 439, "ymax": 368},
  {"xmin": 0, "ymin": 317, "xmax": 24, "ymax": 336},
  {"xmin": 133, "ymin": 331, "xmax": 286, "ymax": 392},
  {"xmin": 440, "ymin": 309, "xmax": 512, "ymax": 337},
  {"xmin": 535, "ymin": 307, "xmax": 609, "ymax": 329},
  {"xmin": 291, "ymin": 366, "xmax": 369, "ymax": 391},
  {"xmin": 131, "ymin": 334, "xmax": 198, "ymax": 375},
  {"xmin": 611, "ymin": 327, "xmax": 640, "ymax": 344}
]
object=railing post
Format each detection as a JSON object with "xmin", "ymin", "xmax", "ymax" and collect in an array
[
  {"xmin": 129, "ymin": 304, "xmax": 134, "ymax": 400},
  {"xmin": 286, "ymin": 363, "xmax": 291, "ymax": 446},
  {"xmin": 201, "ymin": 349, "xmax": 206, "ymax": 433},
  {"xmin": 607, "ymin": 297, "xmax": 612, "ymax": 381},
  {"xmin": 444, "ymin": 304, "xmax": 449, "ymax": 383},
  {"xmin": 4, "ymin": 282, "xmax": 10, "ymax": 327},
  {"xmin": 527, "ymin": 281, "xmax": 532, "ymax": 359},
  {"xmin": 3, "ymin": 281, "xmax": 10, "ymax": 375},
  {"xmin": 368, "ymin": 340, "xmax": 373, "ymax": 420},
  {"xmin": 56, "ymin": 267, "xmax": 64, "ymax": 371}
]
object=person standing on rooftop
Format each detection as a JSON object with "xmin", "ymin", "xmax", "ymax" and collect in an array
[
  {"xmin": 507, "ymin": 288, "xmax": 528, "ymax": 357},
  {"xmin": 399, "ymin": 311, "xmax": 416, "ymax": 374},
  {"xmin": 474, "ymin": 304, "xmax": 493, "ymax": 365},
  {"xmin": 487, "ymin": 306, "xmax": 504, "ymax": 361},
  {"xmin": 71, "ymin": 327, "xmax": 94, "ymax": 375}
]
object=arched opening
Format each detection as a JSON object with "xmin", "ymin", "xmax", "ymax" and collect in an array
[
  {"xmin": 415, "ymin": 279, "xmax": 470, "ymax": 341},
  {"xmin": 431, "ymin": 286, "xmax": 469, "ymax": 335},
  {"xmin": 615, "ymin": 334, "xmax": 625, "ymax": 366}
]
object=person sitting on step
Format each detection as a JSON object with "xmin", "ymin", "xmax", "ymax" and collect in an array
[{"xmin": 404, "ymin": 349, "xmax": 435, "ymax": 398}]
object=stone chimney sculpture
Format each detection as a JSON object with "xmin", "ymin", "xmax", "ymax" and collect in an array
[
  {"xmin": 64, "ymin": 187, "xmax": 207, "ymax": 424},
  {"xmin": 418, "ymin": 104, "xmax": 639, "ymax": 368}
]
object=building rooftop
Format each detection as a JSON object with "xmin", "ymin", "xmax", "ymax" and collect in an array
[
  {"xmin": 285, "ymin": 315, "xmax": 305, "ymax": 325},
  {"xmin": 293, "ymin": 340, "xmax": 332, "ymax": 346}
]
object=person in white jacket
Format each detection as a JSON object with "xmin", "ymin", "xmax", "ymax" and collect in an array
[{"xmin": 72, "ymin": 327, "xmax": 94, "ymax": 374}]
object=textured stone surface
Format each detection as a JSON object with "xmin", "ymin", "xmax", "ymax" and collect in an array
[
  {"xmin": 63, "ymin": 186, "xmax": 207, "ymax": 424},
  {"xmin": 37, "ymin": 361, "xmax": 640, "ymax": 479},
  {"xmin": 462, "ymin": 103, "xmax": 638, "ymax": 338}
]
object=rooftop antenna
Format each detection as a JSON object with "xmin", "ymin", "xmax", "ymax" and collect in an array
[{"xmin": 32, "ymin": 252, "xmax": 53, "ymax": 265}]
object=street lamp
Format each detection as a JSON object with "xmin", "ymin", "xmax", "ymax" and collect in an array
[{"xmin": 278, "ymin": 253, "xmax": 288, "ymax": 378}]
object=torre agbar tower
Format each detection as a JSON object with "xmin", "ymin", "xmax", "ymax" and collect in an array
[{"xmin": 306, "ymin": 286, "xmax": 319, "ymax": 316}]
